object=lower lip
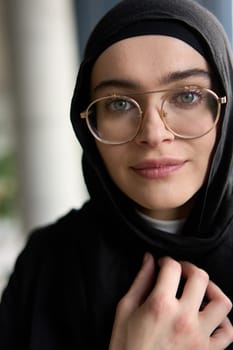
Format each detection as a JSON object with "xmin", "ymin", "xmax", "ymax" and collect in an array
[{"xmin": 132, "ymin": 163, "xmax": 184, "ymax": 179}]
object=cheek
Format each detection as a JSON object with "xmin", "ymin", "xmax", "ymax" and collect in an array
[
  {"xmin": 96, "ymin": 143, "xmax": 126, "ymax": 174},
  {"xmin": 103, "ymin": 154, "xmax": 122, "ymax": 174},
  {"xmin": 194, "ymin": 132, "xmax": 217, "ymax": 177}
]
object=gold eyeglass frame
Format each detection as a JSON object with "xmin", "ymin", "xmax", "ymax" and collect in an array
[{"xmin": 80, "ymin": 87, "xmax": 227, "ymax": 145}]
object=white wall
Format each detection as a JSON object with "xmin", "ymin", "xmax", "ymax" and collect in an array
[{"xmin": 7, "ymin": 0, "xmax": 88, "ymax": 233}]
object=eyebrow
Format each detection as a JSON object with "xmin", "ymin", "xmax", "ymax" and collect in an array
[
  {"xmin": 93, "ymin": 68, "xmax": 211, "ymax": 92},
  {"xmin": 162, "ymin": 68, "xmax": 211, "ymax": 85}
]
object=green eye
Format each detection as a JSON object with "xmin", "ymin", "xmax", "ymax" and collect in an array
[
  {"xmin": 108, "ymin": 98, "xmax": 133, "ymax": 111},
  {"xmin": 168, "ymin": 89, "xmax": 202, "ymax": 109},
  {"xmin": 178, "ymin": 92, "xmax": 198, "ymax": 104}
]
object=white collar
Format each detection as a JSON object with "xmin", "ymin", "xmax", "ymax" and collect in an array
[{"xmin": 138, "ymin": 211, "xmax": 185, "ymax": 234}]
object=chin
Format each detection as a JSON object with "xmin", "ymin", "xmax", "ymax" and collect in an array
[{"xmin": 134, "ymin": 194, "xmax": 196, "ymax": 220}]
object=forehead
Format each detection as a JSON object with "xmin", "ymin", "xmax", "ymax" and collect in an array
[{"xmin": 91, "ymin": 35, "xmax": 210, "ymax": 91}]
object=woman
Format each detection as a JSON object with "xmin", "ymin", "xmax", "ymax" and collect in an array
[{"xmin": 0, "ymin": 0, "xmax": 233, "ymax": 349}]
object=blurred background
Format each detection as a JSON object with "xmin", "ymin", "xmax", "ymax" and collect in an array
[{"xmin": 0, "ymin": 0, "xmax": 232, "ymax": 297}]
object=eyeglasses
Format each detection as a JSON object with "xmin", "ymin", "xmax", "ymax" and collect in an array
[{"xmin": 80, "ymin": 86, "xmax": 227, "ymax": 145}]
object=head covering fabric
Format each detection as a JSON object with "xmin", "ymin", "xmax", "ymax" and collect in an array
[
  {"xmin": 86, "ymin": 18, "xmax": 211, "ymax": 63},
  {"xmin": 70, "ymin": 0, "xmax": 233, "ymax": 259}
]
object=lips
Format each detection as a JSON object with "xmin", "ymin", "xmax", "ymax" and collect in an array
[{"xmin": 131, "ymin": 158, "xmax": 186, "ymax": 179}]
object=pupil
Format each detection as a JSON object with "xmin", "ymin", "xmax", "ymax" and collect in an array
[
  {"xmin": 115, "ymin": 100, "xmax": 127, "ymax": 110},
  {"xmin": 182, "ymin": 93, "xmax": 194, "ymax": 103}
]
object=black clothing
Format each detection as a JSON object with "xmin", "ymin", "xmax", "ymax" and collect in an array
[
  {"xmin": 0, "ymin": 202, "xmax": 233, "ymax": 349},
  {"xmin": 1, "ymin": 0, "xmax": 233, "ymax": 348},
  {"xmin": 1, "ymin": 204, "xmax": 140, "ymax": 350}
]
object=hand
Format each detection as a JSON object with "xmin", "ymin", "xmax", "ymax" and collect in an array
[{"xmin": 109, "ymin": 253, "xmax": 233, "ymax": 350}]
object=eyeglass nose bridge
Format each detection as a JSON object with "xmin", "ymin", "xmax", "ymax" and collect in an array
[
  {"xmin": 130, "ymin": 90, "xmax": 172, "ymax": 135},
  {"xmin": 137, "ymin": 100, "xmax": 166, "ymax": 127}
]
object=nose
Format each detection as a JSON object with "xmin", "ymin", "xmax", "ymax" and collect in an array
[{"xmin": 134, "ymin": 104, "xmax": 175, "ymax": 146}]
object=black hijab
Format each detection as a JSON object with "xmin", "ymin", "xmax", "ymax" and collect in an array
[{"xmin": 70, "ymin": 0, "xmax": 233, "ymax": 260}]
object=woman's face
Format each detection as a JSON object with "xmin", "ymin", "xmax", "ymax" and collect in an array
[{"xmin": 91, "ymin": 35, "xmax": 217, "ymax": 220}]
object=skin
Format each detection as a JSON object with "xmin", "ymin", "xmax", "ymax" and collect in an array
[
  {"xmin": 90, "ymin": 36, "xmax": 233, "ymax": 348},
  {"xmin": 109, "ymin": 254, "xmax": 233, "ymax": 350},
  {"xmin": 92, "ymin": 35, "xmax": 217, "ymax": 220}
]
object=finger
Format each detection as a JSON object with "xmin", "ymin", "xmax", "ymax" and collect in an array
[
  {"xmin": 180, "ymin": 261, "xmax": 209, "ymax": 310},
  {"xmin": 200, "ymin": 280, "xmax": 232, "ymax": 333},
  {"xmin": 210, "ymin": 317, "xmax": 233, "ymax": 350},
  {"xmin": 150, "ymin": 257, "xmax": 182, "ymax": 299},
  {"xmin": 121, "ymin": 253, "xmax": 155, "ymax": 312}
]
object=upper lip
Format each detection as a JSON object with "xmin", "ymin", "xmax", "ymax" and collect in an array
[{"xmin": 131, "ymin": 158, "xmax": 186, "ymax": 169}]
